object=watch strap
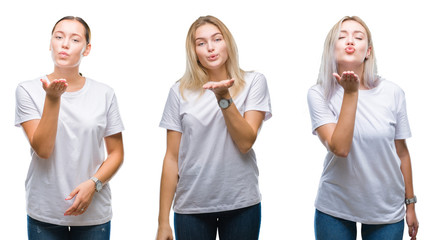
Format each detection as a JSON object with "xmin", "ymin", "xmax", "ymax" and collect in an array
[{"xmin": 405, "ymin": 195, "xmax": 417, "ymax": 205}]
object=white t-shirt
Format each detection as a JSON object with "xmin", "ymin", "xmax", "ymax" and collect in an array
[
  {"xmin": 15, "ymin": 76, "xmax": 124, "ymax": 226},
  {"xmin": 307, "ymin": 79, "xmax": 411, "ymax": 224},
  {"xmin": 160, "ymin": 72, "xmax": 272, "ymax": 214}
]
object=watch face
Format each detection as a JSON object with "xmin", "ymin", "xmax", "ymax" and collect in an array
[
  {"xmin": 96, "ymin": 181, "xmax": 102, "ymax": 192},
  {"xmin": 219, "ymin": 99, "xmax": 230, "ymax": 109}
]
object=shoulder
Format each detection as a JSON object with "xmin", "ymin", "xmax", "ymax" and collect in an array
[
  {"xmin": 86, "ymin": 78, "xmax": 114, "ymax": 92},
  {"xmin": 17, "ymin": 77, "xmax": 44, "ymax": 89},
  {"xmin": 244, "ymin": 71, "xmax": 266, "ymax": 83},
  {"xmin": 376, "ymin": 78, "xmax": 405, "ymax": 96},
  {"xmin": 16, "ymin": 77, "xmax": 45, "ymax": 96},
  {"xmin": 307, "ymin": 84, "xmax": 325, "ymax": 98},
  {"xmin": 84, "ymin": 78, "xmax": 120, "ymax": 100}
]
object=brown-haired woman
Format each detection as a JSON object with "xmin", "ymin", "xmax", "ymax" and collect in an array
[{"xmin": 15, "ymin": 16, "xmax": 124, "ymax": 240}]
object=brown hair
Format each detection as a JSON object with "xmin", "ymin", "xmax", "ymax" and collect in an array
[{"xmin": 52, "ymin": 16, "xmax": 91, "ymax": 44}]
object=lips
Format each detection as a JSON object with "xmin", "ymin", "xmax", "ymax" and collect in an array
[
  {"xmin": 207, "ymin": 54, "xmax": 218, "ymax": 61},
  {"xmin": 59, "ymin": 51, "xmax": 70, "ymax": 57},
  {"xmin": 345, "ymin": 47, "xmax": 355, "ymax": 54}
]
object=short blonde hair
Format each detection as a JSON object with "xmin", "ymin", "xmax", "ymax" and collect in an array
[
  {"xmin": 317, "ymin": 16, "xmax": 379, "ymax": 100},
  {"xmin": 179, "ymin": 16, "xmax": 245, "ymax": 98}
]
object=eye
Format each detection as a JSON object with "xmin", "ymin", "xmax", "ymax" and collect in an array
[
  {"xmin": 215, "ymin": 38, "xmax": 222, "ymax": 42},
  {"xmin": 55, "ymin": 36, "xmax": 62, "ymax": 40},
  {"xmin": 197, "ymin": 42, "xmax": 205, "ymax": 46}
]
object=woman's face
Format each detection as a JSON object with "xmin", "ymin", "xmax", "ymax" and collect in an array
[
  {"xmin": 194, "ymin": 23, "xmax": 228, "ymax": 72},
  {"xmin": 335, "ymin": 20, "xmax": 371, "ymax": 68},
  {"xmin": 50, "ymin": 20, "xmax": 90, "ymax": 69}
]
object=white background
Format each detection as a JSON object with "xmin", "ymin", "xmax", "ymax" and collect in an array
[{"xmin": 1, "ymin": 0, "xmax": 437, "ymax": 239}]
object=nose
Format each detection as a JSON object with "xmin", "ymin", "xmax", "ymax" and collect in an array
[
  {"xmin": 207, "ymin": 41, "xmax": 215, "ymax": 52},
  {"xmin": 62, "ymin": 38, "xmax": 69, "ymax": 49},
  {"xmin": 346, "ymin": 35, "xmax": 355, "ymax": 46}
]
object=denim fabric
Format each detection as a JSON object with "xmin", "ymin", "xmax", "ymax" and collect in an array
[
  {"xmin": 174, "ymin": 203, "xmax": 261, "ymax": 240},
  {"xmin": 315, "ymin": 209, "xmax": 404, "ymax": 240},
  {"xmin": 27, "ymin": 216, "xmax": 110, "ymax": 240}
]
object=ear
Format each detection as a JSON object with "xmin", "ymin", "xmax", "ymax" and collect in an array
[
  {"xmin": 82, "ymin": 43, "xmax": 91, "ymax": 57},
  {"xmin": 365, "ymin": 46, "xmax": 372, "ymax": 59}
]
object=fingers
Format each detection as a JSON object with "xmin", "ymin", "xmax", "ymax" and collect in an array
[
  {"xmin": 332, "ymin": 73, "xmax": 341, "ymax": 83},
  {"xmin": 64, "ymin": 188, "xmax": 89, "ymax": 216},
  {"xmin": 202, "ymin": 79, "xmax": 234, "ymax": 90},
  {"xmin": 41, "ymin": 78, "xmax": 68, "ymax": 97},
  {"xmin": 64, "ymin": 198, "xmax": 89, "ymax": 216},
  {"xmin": 409, "ymin": 224, "xmax": 418, "ymax": 239}
]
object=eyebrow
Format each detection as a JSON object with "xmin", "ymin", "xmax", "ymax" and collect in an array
[
  {"xmin": 53, "ymin": 31, "xmax": 83, "ymax": 38},
  {"xmin": 340, "ymin": 30, "xmax": 366, "ymax": 35},
  {"xmin": 195, "ymin": 32, "xmax": 223, "ymax": 41}
]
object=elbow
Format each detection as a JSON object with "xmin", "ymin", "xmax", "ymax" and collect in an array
[
  {"xmin": 334, "ymin": 151, "xmax": 349, "ymax": 158},
  {"xmin": 237, "ymin": 141, "xmax": 255, "ymax": 154},
  {"xmin": 331, "ymin": 148, "xmax": 350, "ymax": 158},
  {"xmin": 238, "ymin": 146, "xmax": 252, "ymax": 154},
  {"xmin": 34, "ymin": 149, "xmax": 53, "ymax": 159}
]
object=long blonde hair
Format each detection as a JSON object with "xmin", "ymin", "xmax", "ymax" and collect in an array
[
  {"xmin": 179, "ymin": 16, "xmax": 245, "ymax": 98},
  {"xmin": 317, "ymin": 16, "xmax": 379, "ymax": 100}
]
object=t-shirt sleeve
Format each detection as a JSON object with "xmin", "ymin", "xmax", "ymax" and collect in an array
[
  {"xmin": 104, "ymin": 93, "xmax": 125, "ymax": 137},
  {"xmin": 159, "ymin": 88, "xmax": 182, "ymax": 132},
  {"xmin": 307, "ymin": 86, "xmax": 337, "ymax": 135},
  {"xmin": 394, "ymin": 88, "xmax": 411, "ymax": 139},
  {"xmin": 244, "ymin": 73, "xmax": 272, "ymax": 121},
  {"xmin": 15, "ymin": 84, "xmax": 41, "ymax": 127}
]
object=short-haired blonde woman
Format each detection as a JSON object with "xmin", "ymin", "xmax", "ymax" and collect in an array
[
  {"xmin": 15, "ymin": 16, "xmax": 124, "ymax": 240},
  {"xmin": 156, "ymin": 15, "xmax": 271, "ymax": 240},
  {"xmin": 307, "ymin": 16, "xmax": 419, "ymax": 240}
]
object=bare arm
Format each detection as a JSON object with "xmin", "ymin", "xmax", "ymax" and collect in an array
[
  {"xmin": 315, "ymin": 72, "xmax": 359, "ymax": 157},
  {"xmin": 64, "ymin": 132, "xmax": 124, "ymax": 216},
  {"xmin": 157, "ymin": 130, "xmax": 181, "ymax": 240},
  {"xmin": 395, "ymin": 139, "xmax": 418, "ymax": 240},
  {"xmin": 203, "ymin": 79, "xmax": 265, "ymax": 154},
  {"xmin": 21, "ymin": 79, "xmax": 68, "ymax": 159}
]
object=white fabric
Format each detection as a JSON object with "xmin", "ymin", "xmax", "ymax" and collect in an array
[
  {"xmin": 307, "ymin": 79, "xmax": 411, "ymax": 224},
  {"xmin": 160, "ymin": 72, "xmax": 272, "ymax": 214},
  {"xmin": 15, "ymin": 76, "xmax": 124, "ymax": 226}
]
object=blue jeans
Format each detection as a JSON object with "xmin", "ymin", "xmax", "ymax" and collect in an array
[
  {"xmin": 314, "ymin": 209, "xmax": 404, "ymax": 240},
  {"xmin": 27, "ymin": 216, "xmax": 110, "ymax": 240},
  {"xmin": 174, "ymin": 203, "xmax": 261, "ymax": 240}
]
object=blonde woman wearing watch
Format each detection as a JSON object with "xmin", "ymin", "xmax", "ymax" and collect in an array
[
  {"xmin": 156, "ymin": 15, "xmax": 271, "ymax": 240},
  {"xmin": 307, "ymin": 16, "xmax": 419, "ymax": 240}
]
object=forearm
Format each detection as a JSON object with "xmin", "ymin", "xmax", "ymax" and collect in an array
[
  {"xmin": 329, "ymin": 92, "xmax": 358, "ymax": 157},
  {"xmin": 94, "ymin": 151, "xmax": 123, "ymax": 185},
  {"xmin": 94, "ymin": 133, "xmax": 124, "ymax": 184},
  {"xmin": 158, "ymin": 156, "xmax": 178, "ymax": 225},
  {"xmin": 30, "ymin": 95, "xmax": 61, "ymax": 158},
  {"xmin": 400, "ymin": 156, "xmax": 414, "ymax": 200}
]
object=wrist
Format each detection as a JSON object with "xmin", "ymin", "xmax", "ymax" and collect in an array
[
  {"xmin": 45, "ymin": 94, "xmax": 61, "ymax": 103},
  {"xmin": 406, "ymin": 203, "xmax": 416, "ymax": 211},
  {"xmin": 215, "ymin": 91, "xmax": 231, "ymax": 101}
]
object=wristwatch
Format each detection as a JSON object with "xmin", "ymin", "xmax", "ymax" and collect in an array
[
  {"xmin": 218, "ymin": 98, "xmax": 233, "ymax": 109},
  {"xmin": 90, "ymin": 177, "xmax": 102, "ymax": 192},
  {"xmin": 405, "ymin": 196, "xmax": 417, "ymax": 205}
]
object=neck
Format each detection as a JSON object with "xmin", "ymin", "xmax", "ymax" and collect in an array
[
  {"xmin": 338, "ymin": 63, "xmax": 367, "ymax": 89},
  {"xmin": 48, "ymin": 66, "xmax": 85, "ymax": 92}
]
